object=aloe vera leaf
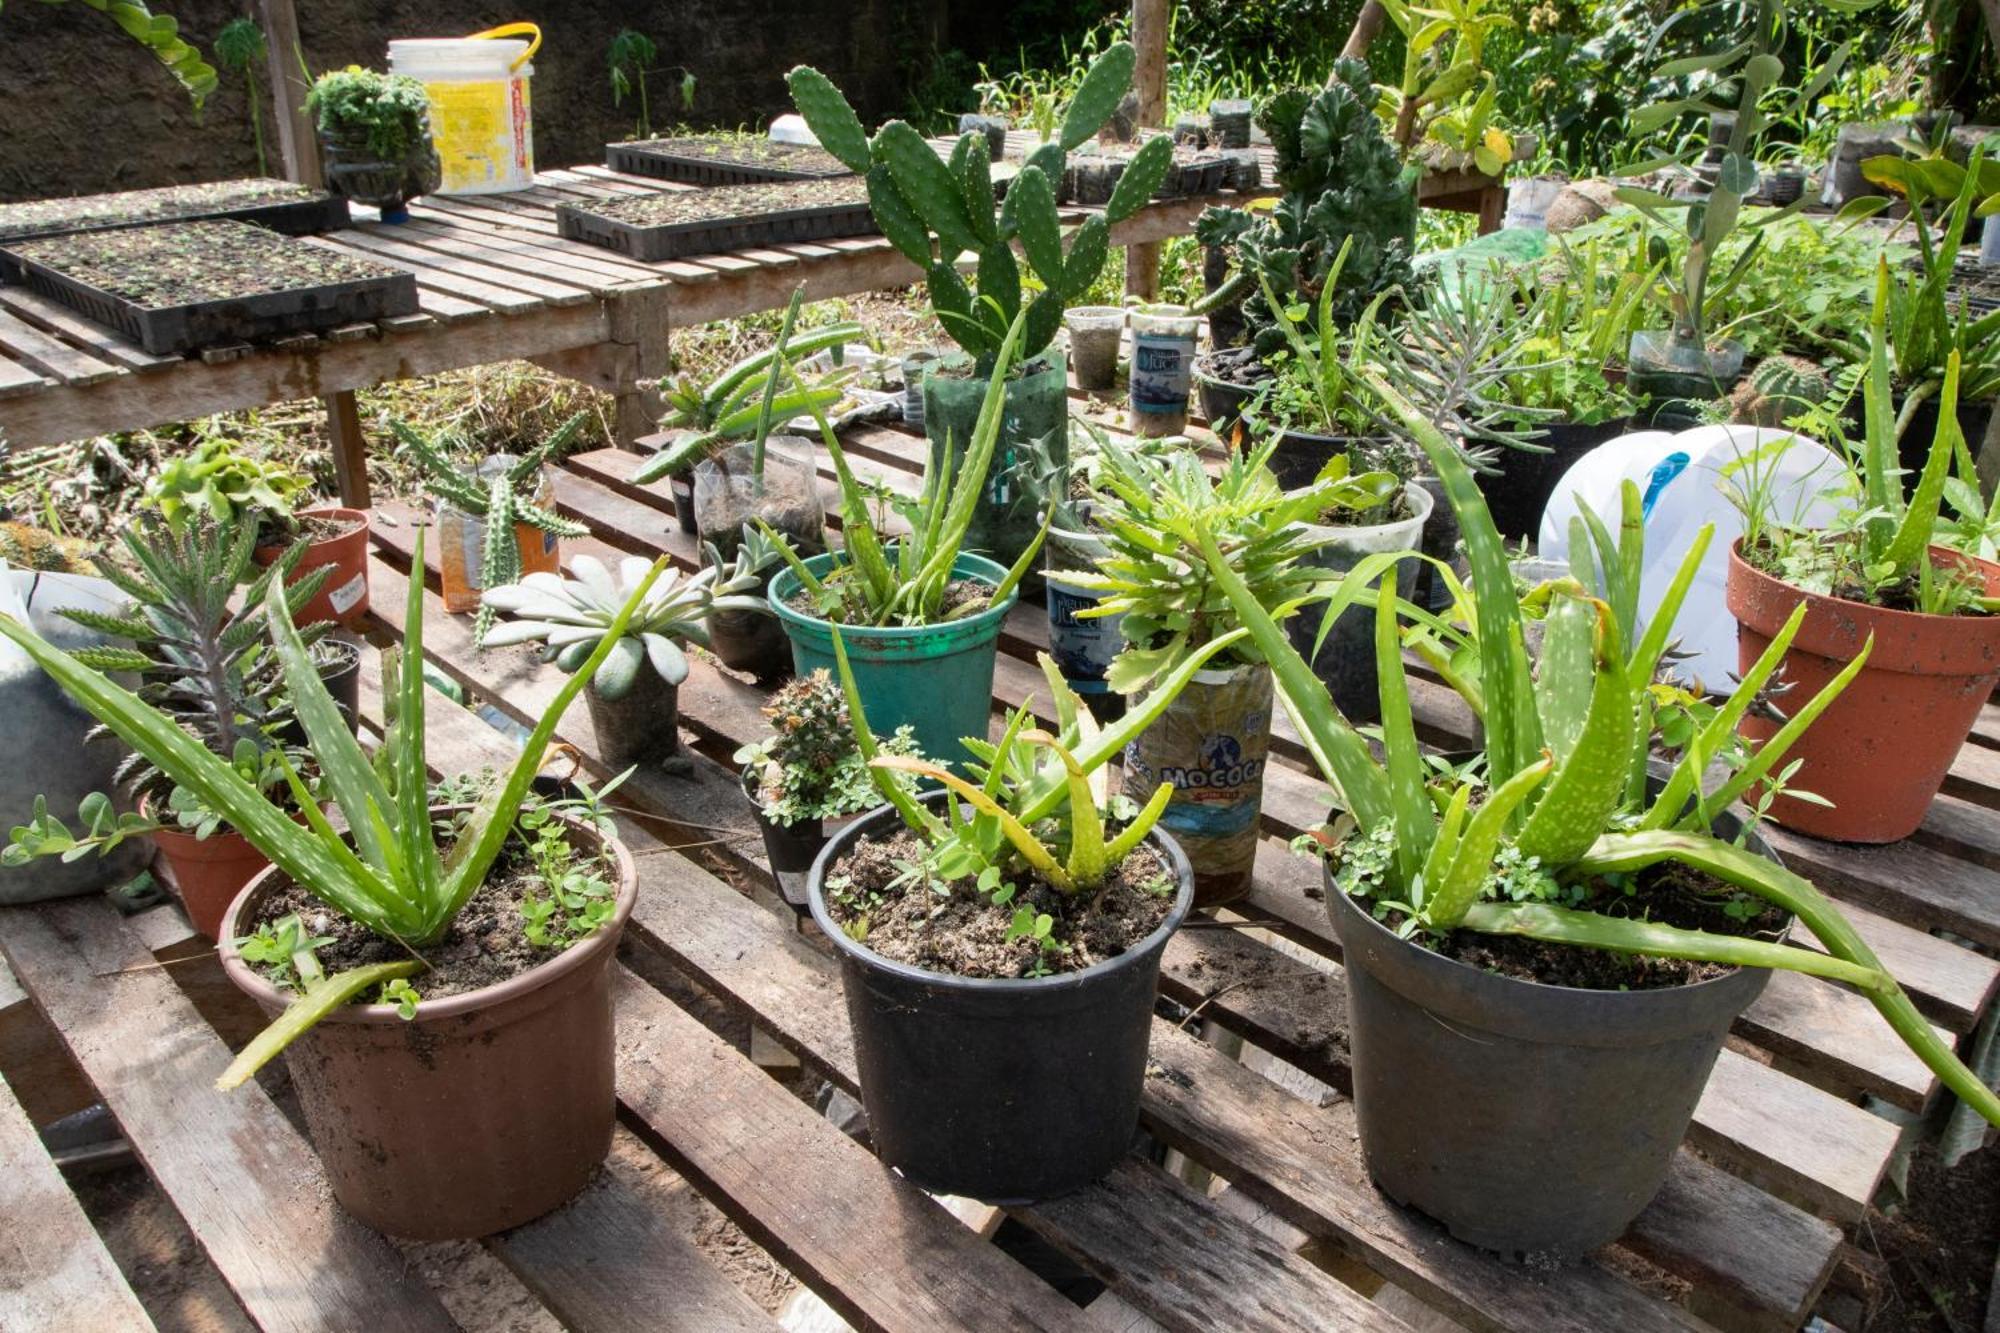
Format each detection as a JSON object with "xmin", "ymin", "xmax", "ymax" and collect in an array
[
  {"xmin": 1697, "ymin": 632, "xmax": 1874, "ymax": 818},
  {"xmin": 1425, "ymin": 755, "xmax": 1554, "ymax": 928},
  {"xmin": 215, "ymin": 961, "xmax": 424, "ymax": 1091},
  {"xmin": 1022, "ymin": 732, "xmax": 1107, "ymax": 889},
  {"xmin": 1375, "ymin": 571, "xmax": 1433, "ymax": 888},
  {"xmin": 1515, "ymin": 599, "xmax": 1636, "ymax": 865},
  {"xmin": 875, "ymin": 755, "xmax": 1074, "ymax": 891},
  {"xmin": 1460, "ymin": 902, "xmax": 1886, "ymax": 988},
  {"xmin": 1533, "ymin": 592, "xmax": 1596, "ymax": 764},
  {"xmin": 831, "ymin": 627, "xmax": 948, "ymax": 837},
  {"xmin": 1883, "ymin": 351, "xmax": 1961, "ymax": 579},
  {"xmin": 1104, "ymin": 780, "xmax": 1175, "ymax": 867},
  {"xmin": 1418, "ymin": 783, "xmax": 1473, "ymax": 912}
]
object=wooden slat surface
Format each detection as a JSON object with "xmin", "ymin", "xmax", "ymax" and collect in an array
[
  {"xmin": 0, "ymin": 898, "xmax": 460, "ymax": 1333},
  {"xmin": 0, "ymin": 1068, "xmax": 155, "ymax": 1333}
]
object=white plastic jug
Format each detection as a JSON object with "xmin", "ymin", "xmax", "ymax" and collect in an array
[
  {"xmin": 389, "ymin": 24, "xmax": 538, "ymax": 195},
  {"xmin": 1538, "ymin": 425, "xmax": 1847, "ymax": 692}
]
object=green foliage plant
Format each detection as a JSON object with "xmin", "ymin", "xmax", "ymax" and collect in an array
[
  {"xmin": 1185, "ymin": 355, "xmax": 2000, "ymax": 1130},
  {"xmin": 0, "ymin": 526, "xmax": 671, "ymax": 1090},
  {"xmin": 763, "ymin": 307, "xmax": 1047, "ymax": 628},
  {"xmin": 479, "ymin": 552, "xmax": 766, "ymax": 699},
  {"xmin": 213, "ymin": 17, "xmax": 268, "ymax": 175},
  {"xmin": 391, "ymin": 411, "xmax": 592, "ymax": 645},
  {"xmin": 144, "ymin": 437, "xmax": 310, "ymax": 538},
  {"xmin": 607, "ymin": 29, "xmax": 658, "ymax": 138},
  {"xmin": 734, "ymin": 668, "xmax": 920, "ymax": 827},
  {"xmin": 306, "ymin": 67, "xmax": 432, "ymax": 161},
  {"xmin": 4, "ymin": 0, "xmax": 216, "ymax": 107},
  {"xmin": 1374, "ymin": 0, "xmax": 1514, "ymax": 168},
  {"xmin": 1055, "ymin": 428, "xmax": 1399, "ymax": 694},
  {"xmin": 789, "ymin": 41, "xmax": 1172, "ymax": 370},
  {"xmin": 1191, "ymin": 61, "xmax": 1418, "ymax": 353},
  {"xmin": 1734, "ymin": 258, "xmax": 1997, "ymax": 618}
]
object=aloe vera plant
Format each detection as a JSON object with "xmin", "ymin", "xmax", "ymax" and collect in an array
[
  {"xmin": 1191, "ymin": 366, "xmax": 2000, "ymax": 1129},
  {"xmin": 0, "ymin": 526, "xmax": 668, "ymax": 1090},
  {"xmin": 788, "ymin": 42, "xmax": 1170, "ymax": 369},
  {"xmin": 763, "ymin": 306, "xmax": 1045, "ymax": 627}
]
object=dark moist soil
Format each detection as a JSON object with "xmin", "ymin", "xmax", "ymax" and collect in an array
[
  {"xmin": 785, "ymin": 576, "xmax": 988, "ymax": 625},
  {"xmin": 8, "ymin": 219, "xmax": 398, "ymax": 309},
  {"xmin": 244, "ymin": 834, "xmax": 614, "ymax": 1001},
  {"xmin": 260, "ymin": 511, "xmax": 361, "ymax": 549},
  {"xmin": 1849, "ymin": 1141, "xmax": 2000, "ymax": 1333},
  {"xmin": 0, "ymin": 178, "xmax": 326, "ymax": 240},
  {"xmin": 580, "ymin": 177, "xmax": 868, "ymax": 228},
  {"xmin": 827, "ymin": 828, "xmax": 1175, "ymax": 979},
  {"xmin": 1378, "ymin": 860, "xmax": 1789, "ymax": 990},
  {"xmin": 624, "ymin": 133, "xmax": 851, "ymax": 177}
]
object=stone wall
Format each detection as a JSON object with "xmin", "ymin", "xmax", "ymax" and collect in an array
[{"xmin": 0, "ymin": 0, "xmax": 949, "ymax": 201}]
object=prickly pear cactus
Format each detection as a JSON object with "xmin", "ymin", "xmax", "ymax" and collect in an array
[
  {"xmin": 1729, "ymin": 355, "xmax": 1830, "ymax": 428},
  {"xmin": 787, "ymin": 44, "xmax": 1171, "ymax": 367}
]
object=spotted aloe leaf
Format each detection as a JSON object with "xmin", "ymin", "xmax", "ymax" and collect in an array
[{"xmin": 1514, "ymin": 595, "xmax": 1635, "ymax": 866}]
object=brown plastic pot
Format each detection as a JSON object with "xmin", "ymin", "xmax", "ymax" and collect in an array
[
  {"xmin": 215, "ymin": 811, "xmax": 637, "ymax": 1239},
  {"xmin": 145, "ymin": 797, "xmax": 271, "ymax": 942},
  {"xmin": 255, "ymin": 507, "xmax": 371, "ymax": 629},
  {"xmin": 1726, "ymin": 541, "xmax": 2000, "ymax": 842}
]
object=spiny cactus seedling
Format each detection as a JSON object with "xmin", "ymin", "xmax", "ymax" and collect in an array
[
  {"xmin": 0, "ymin": 522, "xmax": 97, "ymax": 574},
  {"xmin": 1729, "ymin": 355, "xmax": 1831, "ymax": 429},
  {"xmin": 788, "ymin": 43, "xmax": 1172, "ymax": 370},
  {"xmin": 392, "ymin": 412, "xmax": 592, "ymax": 645}
]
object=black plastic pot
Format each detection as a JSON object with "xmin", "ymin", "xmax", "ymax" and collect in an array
[
  {"xmin": 1288, "ymin": 485, "xmax": 1432, "ymax": 725},
  {"xmin": 807, "ymin": 794, "xmax": 1194, "ymax": 1203},
  {"xmin": 1896, "ymin": 392, "xmax": 1993, "ymax": 490},
  {"xmin": 1475, "ymin": 421, "xmax": 1623, "ymax": 544},
  {"xmin": 744, "ymin": 766, "xmax": 856, "ymax": 911},
  {"xmin": 1325, "ymin": 804, "xmax": 1779, "ymax": 1256},
  {"xmin": 275, "ymin": 634, "xmax": 363, "ymax": 745},
  {"xmin": 583, "ymin": 669, "xmax": 680, "ymax": 770},
  {"xmin": 1414, "ymin": 475, "xmax": 1466, "ymax": 613},
  {"xmin": 1193, "ymin": 358, "xmax": 1257, "ymax": 435}
]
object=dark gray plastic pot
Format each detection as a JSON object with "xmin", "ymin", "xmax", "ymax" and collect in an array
[
  {"xmin": 744, "ymin": 765, "xmax": 861, "ymax": 912},
  {"xmin": 1288, "ymin": 484, "xmax": 1431, "ymax": 724},
  {"xmin": 1325, "ymin": 804, "xmax": 1779, "ymax": 1256},
  {"xmin": 808, "ymin": 794, "xmax": 1193, "ymax": 1203}
]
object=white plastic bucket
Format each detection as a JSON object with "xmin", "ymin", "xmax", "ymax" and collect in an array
[
  {"xmin": 1538, "ymin": 425, "xmax": 1847, "ymax": 693},
  {"xmin": 389, "ymin": 24, "xmax": 539, "ymax": 195}
]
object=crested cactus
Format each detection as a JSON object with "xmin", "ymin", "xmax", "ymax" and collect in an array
[
  {"xmin": 1728, "ymin": 355, "xmax": 1831, "ymax": 428},
  {"xmin": 788, "ymin": 44, "xmax": 1171, "ymax": 370}
]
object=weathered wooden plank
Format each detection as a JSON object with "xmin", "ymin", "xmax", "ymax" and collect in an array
[
  {"xmin": 359, "ymin": 219, "xmax": 640, "ymax": 296},
  {"xmin": 0, "ymin": 307, "xmax": 123, "ymax": 386},
  {"xmin": 488, "ymin": 1148, "xmax": 780, "ymax": 1333},
  {"xmin": 1022, "ymin": 1157, "xmax": 1414, "ymax": 1333},
  {"xmin": 0, "ymin": 1069, "xmax": 155, "ymax": 1333},
  {"xmin": 311, "ymin": 232, "xmax": 559, "ymax": 312},
  {"xmin": 0, "ymin": 353, "xmax": 54, "ymax": 399},
  {"xmin": 611, "ymin": 968, "xmax": 1089, "ymax": 1332},
  {"xmin": 0, "ymin": 898, "xmax": 459, "ymax": 1333},
  {"xmin": 343, "ymin": 224, "xmax": 601, "ymax": 306}
]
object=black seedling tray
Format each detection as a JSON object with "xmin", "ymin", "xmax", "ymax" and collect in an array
[
  {"xmin": 607, "ymin": 138, "xmax": 853, "ymax": 186},
  {"xmin": 0, "ymin": 181, "xmax": 349, "ymax": 267},
  {"xmin": 556, "ymin": 197, "xmax": 879, "ymax": 262},
  {"xmin": 1, "ymin": 242, "xmax": 418, "ymax": 356}
]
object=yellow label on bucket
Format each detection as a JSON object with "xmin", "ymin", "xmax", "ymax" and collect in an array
[{"xmin": 424, "ymin": 76, "xmax": 533, "ymax": 192}]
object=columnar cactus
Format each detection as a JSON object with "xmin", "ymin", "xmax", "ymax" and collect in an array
[{"xmin": 788, "ymin": 44, "xmax": 1171, "ymax": 370}]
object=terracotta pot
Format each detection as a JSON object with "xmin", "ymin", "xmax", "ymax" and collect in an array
[
  {"xmin": 1726, "ymin": 541, "xmax": 2000, "ymax": 842},
  {"xmin": 216, "ymin": 811, "xmax": 637, "ymax": 1239},
  {"xmin": 255, "ymin": 507, "xmax": 371, "ymax": 629},
  {"xmin": 146, "ymin": 798, "xmax": 271, "ymax": 942}
]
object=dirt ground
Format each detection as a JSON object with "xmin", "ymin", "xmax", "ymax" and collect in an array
[{"xmin": 1850, "ymin": 1141, "xmax": 2000, "ymax": 1333}]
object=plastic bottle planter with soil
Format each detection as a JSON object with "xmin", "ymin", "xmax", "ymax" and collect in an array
[
  {"xmin": 318, "ymin": 126, "xmax": 443, "ymax": 223},
  {"xmin": 1626, "ymin": 329, "xmax": 1746, "ymax": 430},
  {"xmin": 921, "ymin": 351, "xmax": 1069, "ymax": 572},
  {"xmin": 219, "ymin": 813, "xmax": 638, "ymax": 1239},
  {"xmin": 769, "ymin": 553, "xmax": 1016, "ymax": 771},
  {"xmin": 807, "ymin": 793, "xmax": 1195, "ymax": 1202},
  {"xmin": 1286, "ymin": 484, "xmax": 1431, "ymax": 724},
  {"xmin": 957, "ymin": 113, "xmax": 1010, "ymax": 160},
  {"xmin": 695, "ymin": 439, "xmax": 827, "ymax": 682},
  {"xmin": 899, "ymin": 351, "xmax": 939, "ymax": 429},
  {"xmin": 437, "ymin": 458, "xmax": 561, "ymax": 613},
  {"xmin": 1121, "ymin": 661, "xmax": 1272, "ymax": 906},
  {"xmin": 253, "ymin": 506, "xmax": 371, "ymax": 628},
  {"xmin": 1044, "ymin": 523, "xmax": 1125, "ymax": 722},
  {"xmin": 1129, "ymin": 305, "xmax": 1200, "ymax": 438},
  {"xmin": 1064, "ymin": 306, "xmax": 1125, "ymax": 392},
  {"xmin": 1327, "ymin": 787, "xmax": 1779, "ymax": 1256},
  {"xmin": 1727, "ymin": 542, "xmax": 2000, "ymax": 843}
]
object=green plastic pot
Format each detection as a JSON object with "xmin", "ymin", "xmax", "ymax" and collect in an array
[{"xmin": 769, "ymin": 552, "xmax": 1015, "ymax": 769}]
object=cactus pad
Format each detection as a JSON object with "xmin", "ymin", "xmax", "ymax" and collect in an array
[
  {"xmin": 1060, "ymin": 41, "xmax": 1137, "ymax": 153},
  {"xmin": 785, "ymin": 67, "xmax": 872, "ymax": 174}
]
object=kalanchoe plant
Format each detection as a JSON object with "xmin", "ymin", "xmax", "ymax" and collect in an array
[
  {"xmin": 1057, "ymin": 431, "xmax": 1399, "ymax": 692},
  {"xmin": 734, "ymin": 668, "xmax": 920, "ymax": 828},
  {"xmin": 144, "ymin": 437, "xmax": 311, "ymax": 539},
  {"xmin": 392, "ymin": 411, "xmax": 592, "ymax": 644},
  {"xmin": 0, "ymin": 526, "xmax": 670, "ymax": 1089},
  {"xmin": 1191, "ymin": 358, "xmax": 2000, "ymax": 1129},
  {"xmin": 480, "ymin": 552, "xmax": 766, "ymax": 698},
  {"xmin": 764, "ymin": 308, "xmax": 1046, "ymax": 627},
  {"xmin": 789, "ymin": 42, "xmax": 1171, "ymax": 370},
  {"xmin": 1192, "ymin": 62, "xmax": 1419, "ymax": 353}
]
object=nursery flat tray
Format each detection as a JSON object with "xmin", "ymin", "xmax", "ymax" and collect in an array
[
  {"xmin": 0, "ymin": 220, "xmax": 419, "ymax": 357},
  {"xmin": 0, "ymin": 178, "xmax": 349, "ymax": 258},
  {"xmin": 606, "ymin": 135, "xmax": 855, "ymax": 186},
  {"xmin": 555, "ymin": 179, "xmax": 877, "ymax": 262}
]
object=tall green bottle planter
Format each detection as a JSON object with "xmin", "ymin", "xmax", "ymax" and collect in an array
[
  {"xmin": 921, "ymin": 350, "xmax": 1069, "ymax": 571},
  {"xmin": 769, "ymin": 552, "xmax": 1016, "ymax": 769}
]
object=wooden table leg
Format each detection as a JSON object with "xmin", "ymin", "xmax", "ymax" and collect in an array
[{"xmin": 324, "ymin": 389, "xmax": 372, "ymax": 509}]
